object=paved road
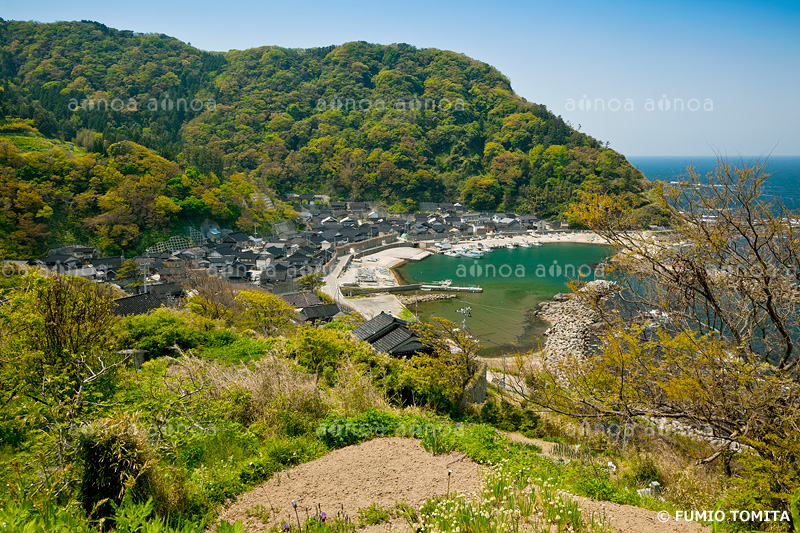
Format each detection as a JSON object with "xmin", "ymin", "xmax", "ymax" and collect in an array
[{"xmin": 322, "ymin": 253, "xmax": 407, "ymax": 319}]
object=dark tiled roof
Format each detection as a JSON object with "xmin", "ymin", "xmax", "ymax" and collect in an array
[
  {"xmin": 281, "ymin": 292, "xmax": 324, "ymax": 308},
  {"xmin": 352, "ymin": 313, "xmax": 427, "ymax": 355},
  {"xmin": 114, "ymin": 293, "xmax": 163, "ymax": 316},
  {"xmin": 300, "ymin": 303, "xmax": 340, "ymax": 320},
  {"xmin": 93, "ymin": 256, "xmax": 125, "ymax": 268},
  {"xmin": 372, "ymin": 326, "xmax": 414, "ymax": 353},
  {"xmin": 352, "ymin": 311, "xmax": 401, "ymax": 342},
  {"xmin": 147, "ymin": 283, "xmax": 183, "ymax": 298}
]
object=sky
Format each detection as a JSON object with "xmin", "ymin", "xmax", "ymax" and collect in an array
[{"xmin": 3, "ymin": 0, "xmax": 799, "ymax": 156}]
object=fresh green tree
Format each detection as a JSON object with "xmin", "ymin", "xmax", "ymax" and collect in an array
[
  {"xmin": 296, "ymin": 272, "xmax": 324, "ymax": 292},
  {"xmin": 525, "ymin": 158, "xmax": 800, "ymax": 520},
  {"xmin": 408, "ymin": 317, "xmax": 482, "ymax": 413},
  {"xmin": 234, "ymin": 290, "xmax": 295, "ymax": 336}
]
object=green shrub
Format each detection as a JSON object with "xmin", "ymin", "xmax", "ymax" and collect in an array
[
  {"xmin": 623, "ymin": 453, "xmax": 664, "ymax": 488},
  {"xmin": 478, "ymin": 398, "xmax": 541, "ymax": 436},
  {"xmin": 114, "ymin": 309, "xmax": 232, "ymax": 358},
  {"xmin": 0, "ymin": 499, "xmax": 93, "ymax": 532},
  {"xmin": 197, "ymin": 337, "xmax": 273, "ymax": 365},
  {"xmin": 316, "ymin": 409, "xmax": 401, "ymax": 448},
  {"xmin": 358, "ymin": 503, "xmax": 390, "ymax": 527},
  {"xmin": 76, "ymin": 414, "xmax": 187, "ymax": 521}
]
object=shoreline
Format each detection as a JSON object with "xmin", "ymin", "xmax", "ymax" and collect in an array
[{"xmin": 333, "ymin": 231, "xmax": 612, "ymax": 326}]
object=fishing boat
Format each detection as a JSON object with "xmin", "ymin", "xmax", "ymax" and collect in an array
[
  {"xmin": 532, "ymin": 241, "xmax": 543, "ymax": 246},
  {"xmin": 462, "ymin": 250, "xmax": 483, "ymax": 259},
  {"xmin": 443, "ymin": 250, "xmax": 462, "ymax": 258},
  {"xmin": 519, "ymin": 241, "xmax": 531, "ymax": 248}
]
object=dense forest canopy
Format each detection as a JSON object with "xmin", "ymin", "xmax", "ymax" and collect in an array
[{"xmin": 0, "ymin": 19, "xmax": 656, "ymax": 257}]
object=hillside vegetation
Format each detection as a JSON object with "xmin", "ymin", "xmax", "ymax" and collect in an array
[{"xmin": 0, "ymin": 19, "xmax": 657, "ymax": 257}]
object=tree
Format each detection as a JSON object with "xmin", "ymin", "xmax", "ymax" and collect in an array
[
  {"xmin": 0, "ymin": 270, "xmax": 126, "ymax": 491},
  {"xmin": 116, "ymin": 259, "xmax": 144, "ymax": 287},
  {"xmin": 297, "ymin": 271, "xmax": 324, "ymax": 292},
  {"xmin": 0, "ymin": 271, "xmax": 122, "ymax": 409},
  {"xmin": 234, "ymin": 289, "xmax": 295, "ymax": 336},
  {"xmin": 521, "ymin": 157, "xmax": 800, "ymax": 519},
  {"xmin": 408, "ymin": 317, "xmax": 482, "ymax": 412},
  {"xmin": 185, "ymin": 272, "xmax": 239, "ymax": 322}
]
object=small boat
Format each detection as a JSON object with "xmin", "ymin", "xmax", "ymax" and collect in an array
[
  {"xmin": 519, "ymin": 242, "xmax": 531, "ymax": 248},
  {"xmin": 444, "ymin": 250, "xmax": 462, "ymax": 258},
  {"xmin": 532, "ymin": 241, "xmax": 543, "ymax": 247},
  {"xmin": 462, "ymin": 250, "xmax": 483, "ymax": 259}
]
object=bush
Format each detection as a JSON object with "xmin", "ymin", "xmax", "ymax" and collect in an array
[
  {"xmin": 196, "ymin": 337, "xmax": 274, "ymax": 365},
  {"xmin": 77, "ymin": 414, "xmax": 186, "ymax": 521},
  {"xmin": 623, "ymin": 453, "xmax": 664, "ymax": 488},
  {"xmin": 114, "ymin": 308, "xmax": 230, "ymax": 358},
  {"xmin": 478, "ymin": 398, "xmax": 541, "ymax": 436},
  {"xmin": 316, "ymin": 409, "xmax": 401, "ymax": 449}
]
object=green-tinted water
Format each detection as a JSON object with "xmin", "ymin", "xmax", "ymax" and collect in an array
[{"xmin": 394, "ymin": 243, "xmax": 614, "ymax": 356}]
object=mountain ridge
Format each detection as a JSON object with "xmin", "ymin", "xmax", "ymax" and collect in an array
[{"xmin": 0, "ymin": 19, "xmax": 663, "ymax": 257}]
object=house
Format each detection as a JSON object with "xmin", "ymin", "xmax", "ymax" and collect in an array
[
  {"xmin": 282, "ymin": 292, "xmax": 324, "ymax": 308},
  {"xmin": 329, "ymin": 201, "xmax": 348, "ymax": 214},
  {"xmin": 147, "ymin": 282, "xmax": 184, "ymax": 303},
  {"xmin": 37, "ymin": 254, "xmax": 81, "ymax": 270},
  {"xmin": 114, "ymin": 293, "xmax": 163, "ymax": 316},
  {"xmin": 348, "ymin": 201, "xmax": 369, "ymax": 214},
  {"xmin": 352, "ymin": 312, "xmax": 429, "ymax": 357},
  {"xmin": 517, "ymin": 215, "xmax": 541, "ymax": 229},
  {"xmin": 222, "ymin": 231, "xmax": 251, "ymax": 250},
  {"xmin": 71, "ymin": 246, "xmax": 98, "ymax": 260},
  {"xmin": 299, "ymin": 303, "xmax": 341, "ymax": 324}
]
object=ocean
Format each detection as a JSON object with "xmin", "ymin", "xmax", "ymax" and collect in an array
[
  {"xmin": 628, "ymin": 156, "xmax": 800, "ymax": 206},
  {"xmin": 394, "ymin": 243, "xmax": 613, "ymax": 356}
]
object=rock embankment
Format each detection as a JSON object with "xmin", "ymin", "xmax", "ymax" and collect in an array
[
  {"xmin": 400, "ymin": 293, "xmax": 457, "ymax": 306},
  {"xmin": 532, "ymin": 280, "xmax": 617, "ymax": 369}
]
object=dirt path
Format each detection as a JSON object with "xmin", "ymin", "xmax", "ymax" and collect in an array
[{"xmin": 218, "ymin": 436, "xmax": 710, "ymax": 532}]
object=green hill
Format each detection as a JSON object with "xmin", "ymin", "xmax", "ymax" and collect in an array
[{"xmin": 0, "ymin": 19, "xmax": 656, "ymax": 257}]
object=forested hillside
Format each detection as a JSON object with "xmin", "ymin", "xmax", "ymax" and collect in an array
[{"xmin": 0, "ymin": 19, "xmax": 655, "ymax": 257}]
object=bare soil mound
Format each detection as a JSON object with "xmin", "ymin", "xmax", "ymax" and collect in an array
[
  {"xmin": 218, "ymin": 437, "xmax": 482, "ymax": 531},
  {"xmin": 219, "ymin": 436, "xmax": 710, "ymax": 532}
]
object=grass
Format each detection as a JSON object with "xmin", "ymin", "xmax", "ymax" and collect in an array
[
  {"xmin": 413, "ymin": 461, "xmax": 614, "ymax": 533},
  {"xmin": 398, "ymin": 308, "xmax": 417, "ymax": 322}
]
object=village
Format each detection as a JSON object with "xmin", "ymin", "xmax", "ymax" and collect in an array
[{"xmin": 25, "ymin": 198, "xmax": 571, "ymax": 313}]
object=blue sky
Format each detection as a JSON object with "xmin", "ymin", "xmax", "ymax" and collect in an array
[{"xmin": 3, "ymin": 0, "xmax": 799, "ymax": 156}]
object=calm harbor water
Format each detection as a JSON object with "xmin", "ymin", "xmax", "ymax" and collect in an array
[{"xmin": 394, "ymin": 243, "xmax": 614, "ymax": 356}]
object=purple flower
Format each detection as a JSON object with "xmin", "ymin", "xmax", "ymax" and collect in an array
[
  {"xmin": 283, "ymin": 523, "xmax": 290, "ymax": 531},
  {"xmin": 319, "ymin": 512, "xmax": 327, "ymax": 522}
]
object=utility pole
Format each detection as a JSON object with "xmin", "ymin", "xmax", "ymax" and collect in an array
[
  {"xmin": 140, "ymin": 262, "xmax": 148, "ymax": 294},
  {"xmin": 456, "ymin": 305, "xmax": 471, "ymax": 331}
]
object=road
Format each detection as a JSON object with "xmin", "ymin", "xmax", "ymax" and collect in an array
[{"xmin": 321, "ymin": 253, "xmax": 408, "ymax": 319}]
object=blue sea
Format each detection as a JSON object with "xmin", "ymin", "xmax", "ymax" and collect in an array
[{"xmin": 628, "ymin": 156, "xmax": 800, "ymax": 206}]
